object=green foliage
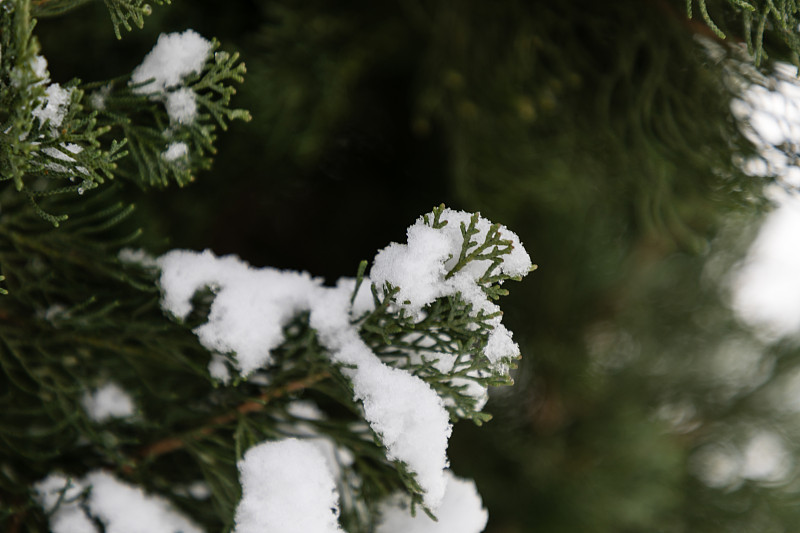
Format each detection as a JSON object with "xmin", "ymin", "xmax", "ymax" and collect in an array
[
  {"xmin": 0, "ymin": 0, "xmax": 248, "ymax": 226},
  {"xmin": 102, "ymin": 0, "xmax": 168, "ymax": 39},
  {"xmin": 91, "ymin": 42, "xmax": 250, "ymax": 188},
  {"xmin": 688, "ymin": 0, "xmax": 800, "ymax": 65},
  {"xmin": 6, "ymin": 0, "xmax": 800, "ymax": 532},
  {"xmin": 361, "ymin": 207, "xmax": 530, "ymax": 426},
  {"xmin": 30, "ymin": 0, "xmax": 169, "ymax": 39}
]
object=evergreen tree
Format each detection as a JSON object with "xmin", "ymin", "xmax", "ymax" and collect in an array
[{"xmin": 4, "ymin": 0, "xmax": 800, "ymax": 532}]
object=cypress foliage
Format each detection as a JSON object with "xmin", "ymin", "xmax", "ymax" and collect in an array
[{"xmin": 3, "ymin": 0, "xmax": 800, "ymax": 532}]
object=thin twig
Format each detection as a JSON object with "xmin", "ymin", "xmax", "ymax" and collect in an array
[{"xmin": 131, "ymin": 371, "xmax": 331, "ymax": 464}]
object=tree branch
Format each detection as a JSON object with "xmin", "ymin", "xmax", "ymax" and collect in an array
[{"xmin": 131, "ymin": 371, "xmax": 331, "ymax": 465}]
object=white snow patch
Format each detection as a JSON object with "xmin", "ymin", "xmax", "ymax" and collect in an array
[
  {"xmin": 163, "ymin": 141, "xmax": 189, "ymax": 162},
  {"xmin": 208, "ymin": 354, "xmax": 231, "ymax": 383},
  {"xmin": 34, "ymin": 471, "xmax": 203, "ymax": 533},
  {"xmin": 81, "ymin": 382, "xmax": 135, "ymax": 422},
  {"xmin": 34, "ymin": 473, "xmax": 97, "ymax": 533},
  {"xmin": 118, "ymin": 248, "xmax": 159, "ymax": 269},
  {"xmin": 158, "ymin": 249, "xmax": 323, "ymax": 376},
  {"xmin": 131, "ymin": 30, "xmax": 212, "ymax": 94},
  {"xmin": 89, "ymin": 84, "xmax": 112, "ymax": 111},
  {"xmin": 732, "ymin": 194, "xmax": 800, "ymax": 341},
  {"xmin": 40, "ymin": 142, "xmax": 86, "ymax": 175},
  {"xmin": 729, "ymin": 61, "xmax": 800, "ymax": 341},
  {"xmin": 31, "ymin": 55, "xmax": 49, "ymax": 82},
  {"xmin": 165, "ymin": 88, "xmax": 197, "ymax": 124},
  {"xmin": 32, "ymin": 84, "xmax": 72, "ymax": 129},
  {"xmin": 233, "ymin": 438, "xmax": 343, "ymax": 533},
  {"xmin": 187, "ymin": 481, "xmax": 211, "ymax": 500},
  {"xmin": 376, "ymin": 471, "xmax": 489, "ymax": 533}
]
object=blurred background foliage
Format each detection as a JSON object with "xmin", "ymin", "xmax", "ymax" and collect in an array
[{"xmin": 30, "ymin": 0, "xmax": 800, "ymax": 531}]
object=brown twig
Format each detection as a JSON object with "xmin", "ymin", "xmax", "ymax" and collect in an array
[{"xmin": 132, "ymin": 371, "xmax": 331, "ymax": 465}]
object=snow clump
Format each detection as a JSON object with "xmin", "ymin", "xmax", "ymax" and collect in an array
[
  {"xmin": 376, "ymin": 471, "xmax": 489, "ymax": 533},
  {"xmin": 162, "ymin": 141, "xmax": 189, "ymax": 162},
  {"xmin": 131, "ymin": 30, "xmax": 212, "ymax": 94},
  {"xmin": 233, "ymin": 439, "xmax": 343, "ymax": 533},
  {"xmin": 34, "ymin": 471, "xmax": 203, "ymax": 533},
  {"xmin": 81, "ymin": 382, "xmax": 135, "ymax": 422},
  {"xmin": 130, "ymin": 30, "xmax": 212, "ymax": 125}
]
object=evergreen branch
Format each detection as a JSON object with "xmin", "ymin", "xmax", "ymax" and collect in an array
[
  {"xmin": 685, "ymin": 0, "xmax": 800, "ymax": 66},
  {"xmin": 103, "ymin": 0, "xmax": 169, "ymax": 39},
  {"xmin": 30, "ymin": 0, "xmax": 92, "ymax": 17},
  {"xmin": 131, "ymin": 372, "xmax": 331, "ymax": 464},
  {"xmin": 189, "ymin": 48, "xmax": 252, "ymax": 130}
]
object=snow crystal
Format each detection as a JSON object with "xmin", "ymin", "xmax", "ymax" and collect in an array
[
  {"xmin": 131, "ymin": 30, "xmax": 212, "ymax": 94},
  {"xmin": 32, "ymin": 83, "xmax": 72, "ymax": 128},
  {"xmin": 233, "ymin": 438, "xmax": 343, "ymax": 533},
  {"xmin": 81, "ymin": 382, "xmax": 135, "ymax": 422},
  {"xmin": 163, "ymin": 141, "xmax": 189, "ymax": 162},
  {"xmin": 376, "ymin": 471, "xmax": 489, "ymax": 533},
  {"xmin": 35, "ymin": 471, "xmax": 202, "ymax": 533},
  {"xmin": 165, "ymin": 88, "xmax": 197, "ymax": 124}
]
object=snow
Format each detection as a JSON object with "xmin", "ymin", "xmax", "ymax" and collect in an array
[
  {"xmin": 158, "ymin": 250, "xmax": 451, "ymax": 508},
  {"xmin": 32, "ymin": 83, "xmax": 72, "ymax": 128},
  {"xmin": 34, "ymin": 473, "xmax": 96, "ymax": 533},
  {"xmin": 81, "ymin": 382, "xmax": 135, "ymax": 422},
  {"xmin": 118, "ymin": 247, "xmax": 159, "ymax": 268},
  {"xmin": 208, "ymin": 353, "xmax": 231, "ymax": 383},
  {"xmin": 163, "ymin": 141, "xmax": 189, "ymax": 161},
  {"xmin": 233, "ymin": 438, "xmax": 343, "ymax": 533},
  {"xmin": 41, "ymin": 142, "xmax": 86, "ymax": 175},
  {"xmin": 376, "ymin": 471, "xmax": 489, "ymax": 533},
  {"xmin": 158, "ymin": 249, "xmax": 323, "ymax": 376},
  {"xmin": 31, "ymin": 55, "xmax": 49, "ymax": 82},
  {"xmin": 307, "ymin": 282, "xmax": 452, "ymax": 509},
  {"xmin": 371, "ymin": 209, "xmax": 531, "ymax": 319},
  {"xmin": 89, "ymin": 84, "xmax": 112, "ymax": 111},
  {"xmin": 729, "ymin": 61, "xmax": 800, "ymax": 341},
  {"xmin": 156, "ymin": 207, "xmax": 532, "ymax": 511},
  {"xmin": 34, "ymin": 471, "xmax": 203, "ymax": 533},
  {"xmin": 371, "ymin": 208, "xmax": 531, "ymax": 373},
  {"xmin": 732, "ymin": 194, "xmax": 800, "ymax": 341},
  {"xmin": 165, "ymin": 88, "xmax": 197, "ymax": 124},
  {"xmin": 187, "ymin": 481, "xmax": 211, "ymax": 500},
  {"xmin": 131, "ymin": 30, "xmax": 212, "ymax": 94}
]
